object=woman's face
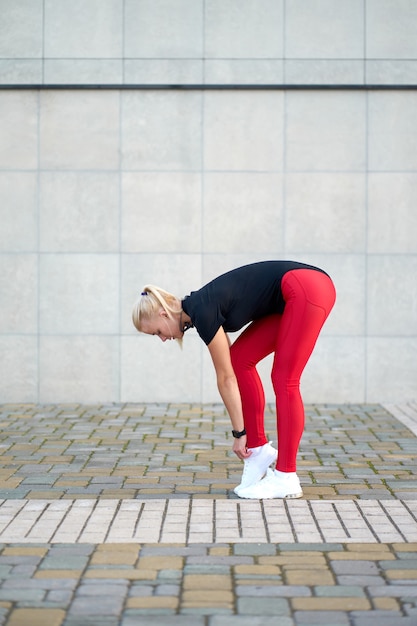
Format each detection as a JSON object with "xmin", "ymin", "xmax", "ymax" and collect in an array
[{"xmin": 141, "ymin": 310, "xmax": 182, "ymax": 342}]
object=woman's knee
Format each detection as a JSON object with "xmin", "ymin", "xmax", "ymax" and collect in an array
[{"xmin": 271, "ymin": 368, "xmax": 300, "ymax": 396}]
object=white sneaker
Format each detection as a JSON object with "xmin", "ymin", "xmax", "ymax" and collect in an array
[
  {"xmin": 233, "ymin": 442, "xmax": 277, "ymax": 496},
  {"xmin": 237, "ymin": 468, "xmax": 303, "ymax": 500}
]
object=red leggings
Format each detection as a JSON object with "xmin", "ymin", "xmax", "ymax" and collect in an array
[{"xmin": 230, "ymin": 269, "xmax": 336, "ymax": 472}]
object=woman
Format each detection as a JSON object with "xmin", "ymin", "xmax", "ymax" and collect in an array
[{"xmin": 132, "ymin": 260, "xmax": 336, "ymax": 499}]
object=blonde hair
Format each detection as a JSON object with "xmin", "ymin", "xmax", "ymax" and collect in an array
[{"xmin": 132, "ymin": 285, "xmax": 183, "ymax": 347}]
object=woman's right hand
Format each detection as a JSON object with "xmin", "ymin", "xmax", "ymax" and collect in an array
[{"xmin": 232, "ymin": 435, "xmax": 252, "ymax": 461}]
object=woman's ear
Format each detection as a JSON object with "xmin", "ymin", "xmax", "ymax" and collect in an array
[{"xmin": 159, "ymin": 309, "xmax": 168, "ymax": 318}]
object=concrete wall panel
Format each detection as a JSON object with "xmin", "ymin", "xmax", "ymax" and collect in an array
[
  {"xmin": 121, "ymin": 334, "xmax": 202, "ymax": 403},
  {"xmin": 204, "ymin": 91, "xmax": 284, "ymax": 171},
  {"xmin": 40, "ymin": 172, "xmax": 120, "ymax": 252},
  {"xmin": 44, "ymin": 0, "xmax": 123, "ymax": 59},
  {"xmin": 285, "ymin": 92, "xmax": 366, "ymax": 171},
  {"xmin": 368, "ymin": 173, "xmax": 417, "ymax": 254},
  {"xmin": 40, "ymin": 91, "xmax": 120, "ymax": 170},
  {"xmin": 0, "ymin": 173, "xmax": 38, "ymax": 252},
  {"xmin": 0, "ymin": 0, "xmax": 416, "ymax": 402},
  {"xmin": 40, "ymin": 336, "xmax": 119, "ymax": 403},
  {"xmin": 122, "ymin": 172, "xmax": 202, "ymax": 253},
  {"xmin": 203, "ymin": 173, "xmax": 283, "ymax": 254},
  {"xmin": 368, "ymin": 92, "xmax": 417, "ymax": 171},
  {"xmin": 0, "ymin": 0, "xmax": 43, "ymax": 58},
  {"xmin": 285, "ymin": 173, "xmax": 366, "ymax": 254},
  {"xmin": 366, "ymin": 0, "xmax": 417, "ymax": 59},
  {"xmin": 0, "ymin": 337, "xmax": 37, "ymax": 402},
  {"xmin": 124, "ymin": 0, "xmax": 203, "ymax": 59},
  {"xmin": 205, "ymin": 0, "xmax": 283, "ymax": 59},
  {"xmin": 367, "ymin": 338, "xmax": 417, "ymax": 402},
  {"xmin": 122, "ymin": 91, "xmax": 202, "ymax": 170},
  {"xmin": 367, "ymin": 256, "xmax": 417, "ymax": 336},
  {"xmin": 39, "ymin": 254, "xmax": 120, "ymax": 335},
  {"xmin": 0, "ymin": 254, "xmax": 38, "ymax": 333},
  {"xmin": 285, "ymin": 0, "xmax": 364, "ymax": 59},
  {"xmin": 0, "ymin": 92, "xmax": 38, "ymax": 169}
]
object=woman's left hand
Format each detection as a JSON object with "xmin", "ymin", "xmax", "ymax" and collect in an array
[{"xmin": 233, "ymin": 435, "xmax": 252, "ymax": 460}]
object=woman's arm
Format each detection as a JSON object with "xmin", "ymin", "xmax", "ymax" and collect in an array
[{"xmin": 207, "ymin": 327, "xmax": 251, "ymax": 459}]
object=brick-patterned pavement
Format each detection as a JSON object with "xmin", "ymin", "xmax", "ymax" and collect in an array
[{"xmin": 0, "ymin": 402, "xmax": 416, "ymax": 625}]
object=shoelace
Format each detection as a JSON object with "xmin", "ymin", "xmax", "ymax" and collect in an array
[{"xmin": 242, "ymin": 459, "xmax": 255, "ymax": 475}]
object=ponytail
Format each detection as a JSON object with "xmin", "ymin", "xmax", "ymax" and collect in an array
[{"xmin": 132, "ymin": 285, "xmax": 181, "ymax": 332}]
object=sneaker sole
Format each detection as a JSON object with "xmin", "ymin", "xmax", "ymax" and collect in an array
[
  {"xmin": 283, "ymin": 491, "xmax": 303, "ymax": 499},
  {"xmin": 236, "ymin": 487, "xmax": 303, "ymax": 500}
]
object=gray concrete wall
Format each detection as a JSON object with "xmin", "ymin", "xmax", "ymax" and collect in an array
[{"xmin": 0, "ymin": 0, "xmax": 416, "ymax": 404}]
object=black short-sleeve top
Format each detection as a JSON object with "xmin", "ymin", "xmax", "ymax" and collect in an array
[{"xmin": 181, "ymin": 260, "xmax": 328, "ymax": 345}]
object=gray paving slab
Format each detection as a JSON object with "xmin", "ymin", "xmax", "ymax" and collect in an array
[
  {"xmin": 0, "ymin": 542, "xmax": 414, "ymax": 625},
  {"xmin": 0, "ymin": 402, "xmax": 415, "ymax": 626},
  {"xmin": 0, "ymin": 402, "xmax": 416, "ymax": 501}
]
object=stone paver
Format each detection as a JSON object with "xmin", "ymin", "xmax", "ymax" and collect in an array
[
  {"xmin": 0, "ymin": 543, "xmax": 415, "ymax": 624},
  {"xmin": 0, "ymin": 403, "xmax": 416, "ymax": 500},
  {"xmin": 0, "ymin": 402, "xmax": 416, "ymax": 625}
]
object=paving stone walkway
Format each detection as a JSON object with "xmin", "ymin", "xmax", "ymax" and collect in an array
[{"xmin": 0, "ymin": 402, "xmax": 416, "ymax": 625}]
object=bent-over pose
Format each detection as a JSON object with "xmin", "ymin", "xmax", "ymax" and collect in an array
[{"xmin": 132, "ymin": 260, "xmax": 336, "ymax": 499}]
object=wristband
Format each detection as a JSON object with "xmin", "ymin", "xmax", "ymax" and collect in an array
[{"xmin": 232, "ymin": 428, "xmax": 246, "ymax": 439}]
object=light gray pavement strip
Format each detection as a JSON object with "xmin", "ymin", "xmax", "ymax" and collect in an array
[
  {"xmin": 0, "ymin": 497, "xmax": 417, "ymax": 544},
  {"xmin": 383, "ymin": 402, "xmax": 417, "ymax": 437}
]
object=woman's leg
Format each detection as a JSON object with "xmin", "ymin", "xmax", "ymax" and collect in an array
[
  {"xmin": 230, "ymin": 315, "xmax": 281, "ymax": 448},
  {"xmin": 272, "ymin": 270, "xmax": 336, "ymax": 472}
]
